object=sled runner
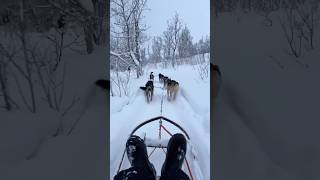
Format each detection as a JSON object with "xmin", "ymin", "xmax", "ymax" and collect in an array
[{"xmin": 116, "ymin": 116, "xmax": 201, "ymax": 180}]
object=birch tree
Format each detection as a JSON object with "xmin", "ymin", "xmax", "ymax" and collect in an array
[
  {"xmin": 111, "ymin": 0, "xmax": 148, "ymax": 78},
  {"xmin": 171, "ymin": 13, "xmax": 182, "ymax": 67},
  {"xmin": 150, "ymin": 36, "xmax": 163, "ymax": 63},
  {"xmin": 163, "ymin": 12, "xmax": 182, "ymax": 67},
  {"xmin": 178, "ymin": 26, "xmax": 193, "ymax": 58}
]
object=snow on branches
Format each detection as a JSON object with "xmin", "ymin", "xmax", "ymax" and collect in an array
[{"xmin": 111, "ymin": 0, "xmax": 148, "ymax": 77}]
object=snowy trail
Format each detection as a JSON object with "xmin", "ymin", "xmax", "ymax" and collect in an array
[
  {"xmin": 110, "ymin": 78, "xmax": 209, "ymax": 179},
  {"xmin": 160, "ymin": 88, "xmax": 209, "ymax": 180}
]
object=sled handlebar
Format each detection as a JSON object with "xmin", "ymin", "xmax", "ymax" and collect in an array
[
  {"xmin": 117, "ymin": 116, "xmax": 191, "ymax": 174},
  {"xmin": 129, "ymin": 116, "xmax": 190, "ymax": 140}
]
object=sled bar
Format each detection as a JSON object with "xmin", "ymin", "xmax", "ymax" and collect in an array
[
  {"xmin": 159, "ymin": 124, "xmax": 195, "ymax": 180},
  {"xmin": 130, "ymin": 116, "xmax": 190, "ymax": 140},
  {"xmin": 145, "ymin": 137, "xmax": 169, "ymax": 148},
  {"xmin": 159, "ymin": 118, "xmax": 162, "ymax": 140},
  {"xmin": 146, "ymin": 144, "xmax": 167, "ymax": 148},
  {"xmin": 160, "ymin": 124, "xmax": 173, "ymax": 136},
  {"xmin": 148, "ymin": 147, "xmax": 157, "ymax": 158},
  {"xmin": 161, "ymin": 148, "xmax": 167, "ymax": 154},
  {"xmin": 117, "ymin": 148, "xmax": 127, "ymax": 173},
  {"xmin": 185, "ymin": 158, "xmax": 195, "ymax": 180},
  {"xmin": 118, "ymin": 116, "xmax": 191, "ymax": 175}
]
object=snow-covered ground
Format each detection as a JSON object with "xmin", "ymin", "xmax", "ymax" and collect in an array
[
  {"xmin": 214, "ymin": 12, "xmax": 320, "ymax": 180},
  {"xmin": 0, "ymin": 46, "xmax": 109, "ymax": 180},
  {"xmin": 110, "ymin": 57, "xmax": 210, "ymax": 179}
]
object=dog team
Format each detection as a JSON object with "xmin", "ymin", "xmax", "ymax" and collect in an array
[{"xmin": 140, "ymin": 72, "xmax": 179, "ymax": 103}]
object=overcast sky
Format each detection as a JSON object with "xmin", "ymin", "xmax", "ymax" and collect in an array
[{"xmin": 144, "ymin": 0, "xmax": 210, "ymax": 43}]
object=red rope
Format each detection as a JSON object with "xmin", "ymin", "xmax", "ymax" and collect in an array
[
  {"xmin": 160, "ymin": 124, "xmax": 173, "ymax": 136},
  {"xmin": 185, "ymin": 158, "xmax": 195, "ymax": 180}
]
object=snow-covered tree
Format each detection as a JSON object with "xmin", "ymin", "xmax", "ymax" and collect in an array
[
  {"xmin": 150, "ymin": 36, "xmax": 163, "ymax": 63},
  {"xmin": 111, "ymin": 0, "xmax": 148, "ymax": 78},
  {"xmin": 140, "ymin": 47, "xmax": 147, "ymax": 65},
  {"xmin": 163, "ymin": 25, "xmax": 174, "ymax": 60},
  {"xmin": 171, "ymin": 12, "xmax": 182, "ymax": 67},
  {"xmin": 195, "ymin": 36, "xmax": 210, "ymax": 54},
  {"xmin": 163, "ymin": 12, "xmax": 182, "ymax": 67},
  {"xmin": 178, "ymin": 26, "xmax": 193, "ymax": 58}
]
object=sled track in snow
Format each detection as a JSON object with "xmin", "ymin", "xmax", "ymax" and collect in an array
[{"xmin": 160, "ymin": 86, "xmax": 164, "ymax": 116}]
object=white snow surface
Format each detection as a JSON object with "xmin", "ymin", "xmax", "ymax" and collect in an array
[
  {"xmin": 214, "ymin": 12, "xmax": 320, "ymax": 180},
  {"xmin": 110, "ymin": 59, "xmax": 210, "ymax": 179}
]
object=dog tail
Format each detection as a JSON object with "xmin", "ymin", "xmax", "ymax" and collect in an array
[{"xmin": 140, "ymin": 86, "xmax": 146, "ymax": 91}]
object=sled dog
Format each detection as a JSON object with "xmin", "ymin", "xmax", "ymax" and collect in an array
[
  {"xmin": 150, "ymin": 72, "xmax": 154, "ymax": 81},
  {"xmin": 140, "ymin": 80, "xmax": 154, "ymax": 103},
  {"xmin": 163, "ymin": 76, "xmax": 170, "ymax": 89},
  {"xmin": 167, "ymin": 79, "xmax": 179, "ymax": 101},
  {"xmin": 159, "ymin": 73, "xmax": 164, "ymax": 83}
]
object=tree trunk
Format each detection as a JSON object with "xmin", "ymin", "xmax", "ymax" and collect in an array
[
  {"xmin": 134, "ymin": 19, "xmax": 142, "ymax": 78},
  {"xmin": 0, "ymin": 65, "xmax": 11, "ymax": 111},
  {"xmin": 92, "ymin": 0, "xmax": 108, "ymax": 46},
  {"xmin": 84, "ymin": 23, "xmax": 94, "ymax": 54},
  {"xmin": 20, "ymin": 22, "xmax": 37, "ymax": 113}
]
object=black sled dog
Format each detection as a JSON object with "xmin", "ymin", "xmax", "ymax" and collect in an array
[
  {"xmin": 150, "ymin": 72, "xmax": 154, "ymax": 81},
  {"xmin": 158, "ymin": 73, "xmax": 164, "ymax": 83},
  {"xmin": 140, "ymin": 80, "xmax": 154, "ymax": 103}
]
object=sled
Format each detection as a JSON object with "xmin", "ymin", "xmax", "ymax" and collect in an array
[{"xmin": 116, "ymin": 116, "xmax": 201, "ymax": 180}]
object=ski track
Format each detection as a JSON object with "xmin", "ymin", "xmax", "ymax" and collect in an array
[{"xmin": 110, "ymin": 78, "xmax": 209, "ymax": 179}]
